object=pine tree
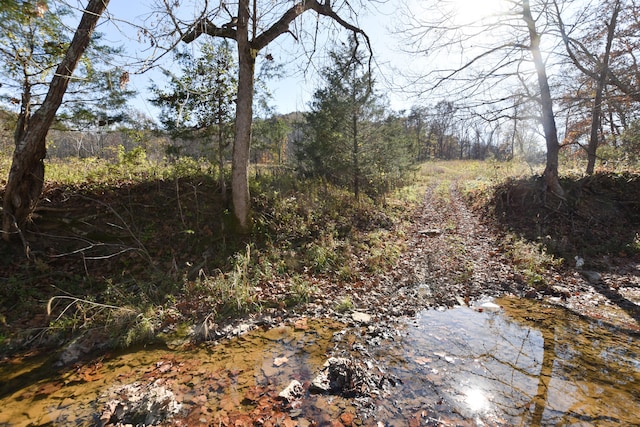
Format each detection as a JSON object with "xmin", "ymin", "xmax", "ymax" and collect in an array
[{"xmin": 299, "ymin": 38, "xmax": 414, "ymax": 199}]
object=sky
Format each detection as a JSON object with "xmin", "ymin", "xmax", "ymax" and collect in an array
[
  {"xmin": 100, "ymin": 0, "xmax": 416, "ymax": 119},
  {"xmin": 98, "ymin": 0, "xmax": 510, "ymax": 120}
]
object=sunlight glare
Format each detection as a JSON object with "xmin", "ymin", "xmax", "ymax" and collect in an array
[
  {"xmin": 450, "ymin": 0, "xmax": 504, "ymax": 25},
  {"xmin": 465, "ymin": 388, "xmax": 491, "ymax": 412}
]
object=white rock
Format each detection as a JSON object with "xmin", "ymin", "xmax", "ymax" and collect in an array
[
  {"xmin": 278, "ymin": 380, "xmax": 303, "ymax": 402},
  {"xmin": 480, "ymin": 302, "xmax": 501, "ymax": 312},
  {"xmin": 351, "ymin": 311, "xmax": 372, "ymax": 323}
]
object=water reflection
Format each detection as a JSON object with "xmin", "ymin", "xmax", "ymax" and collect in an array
[
  {"xmin": 465, "ymin": 388, "xmax": 490, "ymax": 412},
  {"xmin": 375, "ymin": 296, "xmax": 640, "ymax": 426},
  {"xmin": 0, "ymin": 298, "xmax": 637, "ymax": 426}
]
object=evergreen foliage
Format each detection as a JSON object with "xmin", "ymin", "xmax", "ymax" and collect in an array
[
  {"xmin": 0, "ymin": 0, "xmax": 134, "ymax": 132},
  {"xmin": 296, "ymin": 38, "xmax": 415, "ymax": 199}
]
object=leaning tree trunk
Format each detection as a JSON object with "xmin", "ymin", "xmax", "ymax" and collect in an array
[
  {"xmin": 2, "ymin": 0, "xmax": 110, "ymax": 242},
  {"xmin": 523, "ymin": 0, "xmax": 564, "ymax": 197}
]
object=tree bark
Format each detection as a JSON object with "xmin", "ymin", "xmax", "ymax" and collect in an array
[
  {"xmin": 586, "ymin": 1, "xmax": 619, "ymax": 175},
  {"xmin": 231, "ymin": 0, "xmax": 255, "ymax": 232},
  {"xmin": 181, "ymin": 0, "xmax": 370, "ymax": 232},
  {"xmin": 2, "ymin": 0, "xmax": 110, "ymax": 242},
  {"xmin": 523, "ymin": 0, "xmax": 564, "ymax": 197}
]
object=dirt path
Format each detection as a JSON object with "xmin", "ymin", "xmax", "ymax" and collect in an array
[
  {"xmin": 351, "ymin": 178, "xmax": 640, "ymax": 333},
  {"xmin": 391, "ymin": 180, "xmax": 521, "ymax": 306}
]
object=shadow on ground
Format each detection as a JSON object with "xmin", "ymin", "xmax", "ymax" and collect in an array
[{"xmin": 486, "ymin": 172, "xmax": 640, "ymax": 325}]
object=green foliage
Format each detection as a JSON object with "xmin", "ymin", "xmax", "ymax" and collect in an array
[
  {"xmin": 252, "ymin": 116, "xmax": 291, "ymax": 163},
  {"xmin": 1, "ymin": 155, "xmax": 425, "ymax": 352},
  {"xmin": 363, "ymin": 230, "xmax": 403, "ymax": 273},
  {"xmin": 335, "ymin": 296, "xmax": 354, "ymax": 313},
  {"xmin": 286, "ymin": 275, "xmax": 318, "ymax": 306},
  {"xmin": 503, "ymin": 235, "xmax": 563, "ymax": 288},
  {"xmin": 117, "ymin": 145, "xmax": 147, "ymax": 166},
  {"xmin": 0, "ymin": 2, "xmax": 134, "ymax": 130},
  {"xmin": 149, "ymin": 41, "xmax": 236, "ymax": 138},
  {"xmin": 296, "ymin": 38, "xmax": 416, "ymax": 199}
]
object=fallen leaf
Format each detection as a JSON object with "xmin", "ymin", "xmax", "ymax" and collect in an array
[
  {"xmin": 35, "ymin": 381, "xmax": 63, "ymax": 397},
  {"xmin": 282, "ymin": 417, "xmax": 297, "ymax": 427},
  {"xmin": 294, "ymin": 317, "xmax": 308, "ymax": 330},
  {"xmin": 340, "ymin": 412, "xmax": 355, "ymax": 426},
  {"xmin": 273, "ymin": 356, "xmax": 288, "ymax": 367}
]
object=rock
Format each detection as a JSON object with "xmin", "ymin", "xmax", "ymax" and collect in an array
[
  {"xmin": 479, "ymin": 302, "xmax": 501, "ymax": 312},
  {"xmin": 278, "ymin": 380, "xmax": 303, "ymax": 402},
  {"xmin": 98, "ymin": 380, "xmax": 182, "ymax": 427},
  {"xmin": 57, "ymin": 330, "xmax": 110, "ymax": 366},
  {"xmin": 551, "ymin": 285, "xmax": 572, "ymax": 298},
  {"xmin": 582, "ymin": 270, "xmax": 602, "ymax": 284},
  {"xmin": 310, "ymin": 357, "xmax": 394, "ymax": 398},
  {"xmin": 310, "ymin": 369, "xmax": 331, "ymax": 393},
  {"xmin": 351, "ymin": 311, "xmax": 372, "ymax": 324},
  {"xmin": 274, "ymin": 356, "xmax": 289, "ymax": 367},
  {"xmin": 294, "ymin": 317, "xmax": 308, "ymax": 330},
  {"xmin": 418, "ymin": 229, "xmax": 442, "ymax": 237}
]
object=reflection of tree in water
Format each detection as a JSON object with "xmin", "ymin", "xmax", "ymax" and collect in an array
[
  {"xmin": 493, "ymin": 300, "xmax": 638, "ymax": 425},
  {"xmin": 391, "ymin": 300, "xmax": 639, "ymax": 425}
]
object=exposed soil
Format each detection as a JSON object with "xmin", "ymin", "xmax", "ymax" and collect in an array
[
  {"xmin": 291, "ymin": 174, "xmax": 640, "ymax": 336},
  {"xmin": 2, "ymin": 170, "xmax": 640, "ymax": 426}
]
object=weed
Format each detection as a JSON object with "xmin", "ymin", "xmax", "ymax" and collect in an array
[
  {"xmin": 228, "ymin": 245, "xmax": 258, "ymax": 311},
  {"xmin": 287, "ymin": 276, "xmax": 318, "ymax": 306},
  {"xmin": 118, "ymin": 310, "xmax": 157, "ymax": 348},
  {"xmin": 503, "ymin": 235, "xmax": 563, "ymax": 287},
  {"xmin": 335, "ymin": 296, "xmax": 354, "ymax": 313},
  {"xmin": 184, "ymin": 245, "xmax": 260, "ymax": 319}
]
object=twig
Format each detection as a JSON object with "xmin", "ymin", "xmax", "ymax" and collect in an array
[{"xmin": 77, "ymin": 195, "xmax": 156, "ymax": 268}]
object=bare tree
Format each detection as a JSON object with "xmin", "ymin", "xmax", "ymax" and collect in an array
[
  {"xmin": 158, "ymin": 0, "xmax": 372, "ymax": 232},
  {"xmin": 554, "ymin": 0, "xmax": 623, "ymax": 174},
  {"xmin": 2, "ymin": 0, "xmax": 111, "ymax": 245},
  {"xmin": 397, "ymin": 0, "xmax": 566, "ymax": 195},
  {"xmin": 522, "ymin": 0, "xmax": 564, "ymax": 196}
]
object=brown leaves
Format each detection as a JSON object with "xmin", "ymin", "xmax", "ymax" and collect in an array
[
  {"xmin": 76, "ymin": 361, "xmax": 105, "ymax": 382},
  {"xmin": 294, "ymin": 317, "xmax": 308, "ymax": 331}
]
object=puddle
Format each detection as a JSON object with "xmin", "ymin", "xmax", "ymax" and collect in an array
[
  {"xmin": 0, "ymin": 298, "xmax": 638, "ymax": 426},
  {"xmin": 0, "ymin": 319, "xmax": 347, "ymax": 426},
  {"xmin": 372, "ymin": 296, "xmax": 640, "ymax": 426}
]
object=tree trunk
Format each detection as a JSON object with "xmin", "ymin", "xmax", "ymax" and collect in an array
[
  {"xmin": 586, "ymin": 0, "xmax": 619, "ymax": 175},
  {"xmin": 529, "ymin": 327, "xmax": 556, "ymax": 425},
  {"xmin": 523, "ymin": 0, "xmax": 564, "ymax": 197},
  {"xmin": 216, "ymin": 100, "xmax": 227, "ymax": 202},
  {"xmin": 231, "ymin": 0, "xmax": 256, "ymax": 232},
  {"xmin": 2, "ymin": 0, "xmax": 110, "ymax": 242}
]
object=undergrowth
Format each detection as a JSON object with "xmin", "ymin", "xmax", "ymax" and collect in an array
[
  {"xmin": 0, "ymin": 157, "xmax": 420, "ymax": 354},
  {"xmin": 6, "ymin": 157, "xmax": 631, "ymax": 354}
]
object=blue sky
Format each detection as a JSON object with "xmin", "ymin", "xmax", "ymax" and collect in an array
[{"xmin": 100, "ymin": 1, "xmax": 410, "ymax": 118}]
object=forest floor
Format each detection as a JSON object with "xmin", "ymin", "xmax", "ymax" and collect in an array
[
  {"xmin": 1, "ymin": 161, "xmax": 640, "ymax": 425},
  {"xmin": 1, "ymin": 161, "xmax": 640, "ymax": 354}
]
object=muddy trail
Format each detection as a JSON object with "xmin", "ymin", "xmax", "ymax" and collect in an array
[
  {"xmin": 358, "ymin": 177, "xmax": 640, "ymax": 333},
  {"xmin": 1, "ymin": 173, "xmax": 640, "ymax": 426},
  {"xmin": 388, "ymin": 180, "xmax": 522, "ymax": 309}
]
